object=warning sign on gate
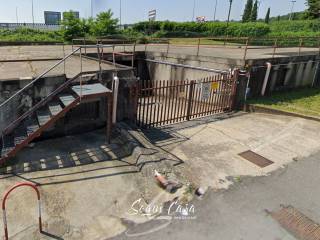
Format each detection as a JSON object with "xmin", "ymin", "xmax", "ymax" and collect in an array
[
  {"xmin": 211, "ymin": 82, "xmax": 219, "ymax": 91},
  {"xmin": 201, "ymin": 82, "xmax": 211, "ymax": 101}
]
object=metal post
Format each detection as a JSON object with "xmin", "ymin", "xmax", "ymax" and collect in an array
[
  {"xmin": 318, "ymin": 37, "xmax": 320, "ymax": 56},
  {"xmin": 243, "ymin": 38, "xmax": 249, "ymax": 61},
  {"xmin": 31, "ymin": 0, "xmax": 34, "ymax": 28},
  {"xmin": 166, "ymin": 42, "xmax": 170, "ymax": 56},
  {"xmin": 213, "ymin": 0, "xmax": 218, "ymax": 21},
  {"xmin": 225, "ymin": 0, "xmax": 233, "ymax": 44},
  {"xmin": 97, "ymin": 45, "xmax": 102, "ymax": 82},
  {"xmin": 112, "ymin": 45, "xmax": 116, "ymax": 68},
  {"xmin": 312, "ymin": 62, "xmax": 319, "ymax": 87},
  {"xmin": 132, "ymin": 42, "xmax": 136, "ymax": 68},
  {"xmin": 107, "ymin": 94, "xmax": 113, "ymax": 143},
  {"xmin": 112, "ymin": 76, "xmax": 119, "ymax": 124},
  {"xmin": 196, "ymin": 38, "xmax": 201, "ymax": 56},
  {"xmin": 84, "ymin": 37, "xmax": 87, "ymax": 55},
  {"xmin": 186, "ymin": 80, "xmax": 195, "ymax": 121},
  {"xmin": 80, "ymin": 48, "xmax": 83, "ymax": 100},
  {"xmin": 63, "ymin": 44, "xmax": 66, "ymax": 75},
  {"xmin": 298, "ymin": 38, "xmax": 303, "ymax": 56},
  {"xmin": 272, "ymin": 39, "xmax": 278, "ymax": 59}
]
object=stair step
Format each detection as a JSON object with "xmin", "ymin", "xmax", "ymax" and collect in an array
[
  {"xmin": 36, "ymin": 111, "xmax": 51, "ymax": 127},
  {"xmin": 14, "ymin": 136, "xmax": 27, "ymax": 145},
  {"xmin": 48, "ymin": 102, "xmax": 63, "ymax": 116},
  {"xmin": 1, "ymin": 135, "xmax": 15, "ymax": 157},
  {"xmin": 14, "ymin": 125, "xmax": 28, "ymax": 146},
  {"xmin": 59, "ymin": 94, "xmax": 76, "ymax": 107},
  {"xmin": 25, "ymin": 118, "xmax": 40, "ymax": 136}
]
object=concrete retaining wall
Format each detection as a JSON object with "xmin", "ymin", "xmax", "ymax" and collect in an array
[{"xmin": 0, "ymin": 69, "xmax": 137, "ymax": 138}]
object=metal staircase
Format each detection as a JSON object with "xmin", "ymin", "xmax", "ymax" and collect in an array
[{"xmin": 0, "ymin": 46, "xmax": 114, "ymax": 165}]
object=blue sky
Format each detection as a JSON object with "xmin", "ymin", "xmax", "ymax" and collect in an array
[{"xmin": 0, "ymin": 0, "xmax": 307, "ymax": 24}]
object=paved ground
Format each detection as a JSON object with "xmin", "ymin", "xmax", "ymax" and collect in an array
[
  {"xmin": 142, "ymin": 112, "xmax": 320, "ymax": 190},
  {"xmin": 0, "ymin": 112, "xmax": 320, "ymax": 239},
  {"xmin": 112, "ymin": 149, "xmax": 320, "ymax": 240},
  {"xmin": 0, "ymin": 44, "xmax": 318, "ymax": 80}
]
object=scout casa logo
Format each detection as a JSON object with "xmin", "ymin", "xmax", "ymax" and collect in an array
[{"xmin": 128, "ymin": 198, "xmax": 196, "ymax": 220}]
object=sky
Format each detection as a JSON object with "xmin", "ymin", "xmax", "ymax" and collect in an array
[{"xmin": 0, "ymin": 0, "xmax": 308, "ymax": 24}]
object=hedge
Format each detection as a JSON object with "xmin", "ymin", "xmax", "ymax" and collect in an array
[{"xmin": 133, "ymin": 21, "xmax": 271, "ymax": 37}]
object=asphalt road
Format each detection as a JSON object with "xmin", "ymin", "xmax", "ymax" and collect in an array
[{"xmin": 111, "ymin": 150, "xmax": 320, "ymax": 240}]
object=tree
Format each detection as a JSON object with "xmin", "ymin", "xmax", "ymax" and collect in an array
[
  {"xmin": 305, "ymin": 0, "xmax": 320, "ymax": 19},
  {"xmin": 251, "ymin": 0, "xmax": 258, "ymax": 21},
  {"xmin": 265, "ymin": 7, "xmax": 270, "ymax": 23},
  {"xmin": 61, "ymin": 11, "xmax": 87, "ymax": 41},
  {"xmin": 242, "ymin": 0, "xmax": 253, "ymax": 22},
  {"xmin": 91, "ymin": 10, "xmax": 119, "ymax": 36}
]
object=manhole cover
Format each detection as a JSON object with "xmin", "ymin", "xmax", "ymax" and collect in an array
[
  {"xmin": 271, "ymin": 205, "xmax": 320, "ymax": 240},
  {"xmin": 239, "ymin": 150, "xmax": 273, "ymax": 168}
]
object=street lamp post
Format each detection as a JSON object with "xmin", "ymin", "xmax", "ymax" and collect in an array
[
  {"xmin": 91, "ymin": 0, "xmax": 93, "ymax": 18},
  {"xmin": 226, "ymin": 0, "xmax": 233, "ymax": 27},
  {"xmin": 120, "ymin": 0, "xmax": 122, "ymax": 27},
  {"xmin": 192, "ymin": 0, "xmax": 196, "ymax": 21},
  {"xmin": 289, "ymin": 0, "xmax": 296, "ymax": 21},
  {"xmin": 213, "ymin": 0, "xmax": 218, "ymax": 21},
  {"xmin": 31, "ymin": 0, "xmax": 34, "ymax": 27}
]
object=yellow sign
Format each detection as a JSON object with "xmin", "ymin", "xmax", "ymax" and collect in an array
[{"xmin": 211, "ymin": 82, "xmax": 219, "ymax": 91}]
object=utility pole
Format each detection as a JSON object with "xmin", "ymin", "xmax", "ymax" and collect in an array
[
  {"xmin": 120, "ymin": 0, "xmax": 122, "ymax": 27},
  {"xmin": 289, "ymin": 0, "xmax": 296, "ymax": 21},
  {"xmin": 91, "ymin": 0, "xmax": 93, "ymax": 18},
  {"xmin": 16, "ymin": 7, "xmax": 19, "ymax": 24},
  {"xmin": 226, "ymin": 0, "xmax": 233, "ymax": 27},
  {"xmin": 213, "ymin": 0, "xmax": 218, "ymax": 21},
  {"xmin": 192, "ymin": 0, "xmax": 196, "ymax": 21},
  {"xmin": 31, "ymin": 0, "xmax": 34, "ymax": 27}
]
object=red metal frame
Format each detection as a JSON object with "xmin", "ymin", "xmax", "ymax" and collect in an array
[{"xmin": 2, "ymin": 182, "xmax": 42, "ymax": 240}]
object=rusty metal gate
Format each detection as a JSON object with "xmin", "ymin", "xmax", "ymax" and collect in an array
[{"xmin": 137, "ymin": 72, "xmax": 238, "ymax": 128}]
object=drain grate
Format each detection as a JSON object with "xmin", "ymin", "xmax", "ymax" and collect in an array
[
  {"xmin": 238, "ymin": 150, "xmax": 274, "ymax": 168},
  {"xmin": 271, "ymin": 205, "xmax": 320, "ymax": 240}
]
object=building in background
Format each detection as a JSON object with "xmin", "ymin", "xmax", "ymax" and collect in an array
[
  {"xmin": 63, "ymin": 11, "xmax": 80, "ymax": 19},
  {"xmin": 44, "ymin": 11, "xmax": 61, "ymax": 25}
]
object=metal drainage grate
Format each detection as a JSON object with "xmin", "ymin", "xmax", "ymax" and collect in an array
[
  {"xmin": 271, "ymin": 205, "xmax": 320, "ymax": 240},
  {"xmin": 238, "ymin": 150, "xmax": 274, "ymax": 168}
]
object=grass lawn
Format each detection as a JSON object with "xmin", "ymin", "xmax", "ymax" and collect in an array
[{"xmin": 248, "ymin": 88, "xmax": 320, "ymax": 118}]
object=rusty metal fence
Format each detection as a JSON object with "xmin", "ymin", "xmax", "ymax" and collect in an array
[{"xmin": 137, "ymin": 72, "xmax": 238, "ymax": 128}]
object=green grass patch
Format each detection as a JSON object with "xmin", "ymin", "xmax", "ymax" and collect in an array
[{"xmin": 248, "ymin": 88, "xmax": 320, "ymax": 118}]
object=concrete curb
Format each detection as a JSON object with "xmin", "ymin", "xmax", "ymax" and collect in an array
[{"xmin": 245, "ymin": 104, "xmax": 320, "ymax": 123}]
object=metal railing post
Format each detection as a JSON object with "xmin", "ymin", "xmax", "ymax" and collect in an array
[
  {"xmin": 298, "ymin": 38, "xmax": 303, "ymax": 56},
  {"xmin": 96, "ymin": 45, "xmax": 102, "ymax": 82},
  {"xmin": 166, "ymin": 42, "xmax": 170, "ymax": 56},
  {"xmin": 243, "ymin": 38, "xmax": 249, "ymax": 61},
  {"xmin": 318, "ymin": 37, "xmax": 320, "ymax": 56},
  {"xmin": 196, "ymin": 38, "xmax": 201, "ymax": 56},
  {"xmin": 186, "ymin": 80, "xmax": 195, "ymax": 121},
  {"xmin": 112, "ymin": 45, "xmax": 116, "ymax": 68},
  {"xmin": 132, "ymin": 42, "xmax": 136, "ymax": 68},
  {"xmin": 272, "ymin": 39, "xmax": 278, "ymax": 59},
  {"xmin": 84, "ymin": 37, "xmax": 87, "ymax": 55},
  {"xmin": 62, "ymin": 44, "xmax": 66, "ymax": 75},
  {"xmin": 80, "ymin": 48, "xmax": 83, "ymax": 100}
]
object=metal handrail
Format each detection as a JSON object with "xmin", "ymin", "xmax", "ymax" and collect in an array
[{"xmin": 0, "ymin": 47, "xmax": 81, "ymax": 108}]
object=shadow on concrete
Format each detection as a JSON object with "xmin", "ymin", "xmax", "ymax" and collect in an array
[
  {"xmin": 41, "ymin": 231, "xmax": 64, "ymax": 240},
  {"xmin": 141, "ymin": 111, "xmax": 248, "ymax": 148}
]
